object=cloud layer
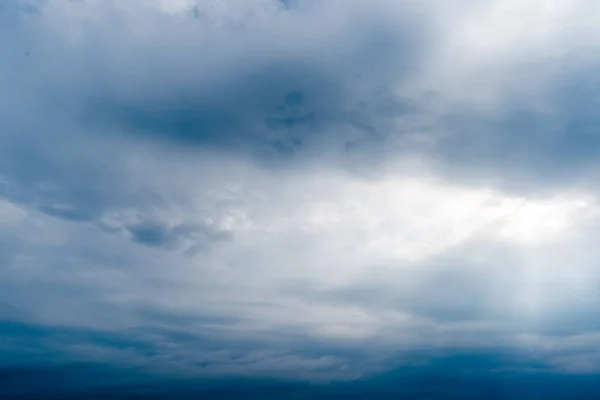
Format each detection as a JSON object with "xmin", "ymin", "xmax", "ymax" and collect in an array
[{"xmin": 3, "ymin": 0, "xmax": 600, "ymax": 397}]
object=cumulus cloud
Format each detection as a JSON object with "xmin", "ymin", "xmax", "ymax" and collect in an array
[{"xmin": 3, "ymin": 0, "xmax": 600, "ymax": 395}]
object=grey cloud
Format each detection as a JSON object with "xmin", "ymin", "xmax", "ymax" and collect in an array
[
  {"xmin": 38, "ymin": 204, "xmax": 95, "ymax": 222},
  {"xmin": 2, "ymin": 0, "xmax": 599, "ymax": 199},
  {"xmin": 127, "ymin": 222, "xmax": 174, "ymax": 247},
  {"xmin": 2, "ymin": 320, "xmax": 597, "ymax": 399},
  {"xmin": 4, "ymin": 0, "xmax": 600, "ymax": 395},
  {"xmin": 0, "ymin": 319, "xmax": 363, "ymax": 383},
  {"xmin": 0, "ymin": 0, "xmax": 430, "ymax": 239},
  {"xmin": 2, "ymin": 0, "xmax": 428, "ymax": 151},
  {"xmin": 126, "ymin": 220, "xmax": 231, "ymax": 252}
]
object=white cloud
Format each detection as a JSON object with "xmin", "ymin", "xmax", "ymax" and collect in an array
[{"xmin": 3, "ymin": 154, "xmax": 600, "ymax": 365}]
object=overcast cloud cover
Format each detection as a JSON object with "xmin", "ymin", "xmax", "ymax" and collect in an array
[{"xmin": 3, "ymin": 0, "xmax": 600, "ymax": 398}]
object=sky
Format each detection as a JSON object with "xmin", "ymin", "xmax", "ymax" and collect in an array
[{"xmin": 2, "ymin": 0, "xmax": 600, "ymax": 398}]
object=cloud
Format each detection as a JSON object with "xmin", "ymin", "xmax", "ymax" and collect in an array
[
  {"xmin": 2, "ymin": 157, "xmax": 600, "ymax": 376},
  {"xmin": 3, "ymin": 0, "xmax": 600, "ymax": 396},
  {"xmin": 125, "ymin": 219, "xmax": 231, "ymax": 253}
]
